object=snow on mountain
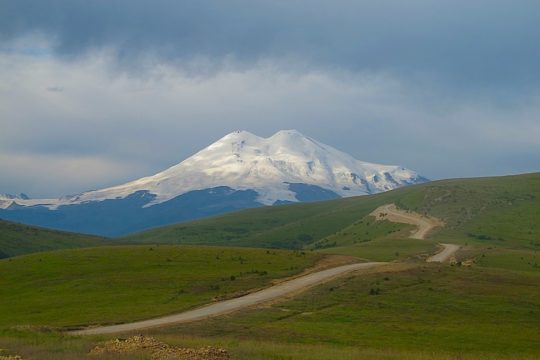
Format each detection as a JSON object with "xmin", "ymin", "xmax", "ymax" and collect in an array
[
  {"xmin": 6, "ymin": 130, "xmax": 426, "ymax": 210},
  {"xmin": 0, "ymin": 193, "xmax": 30, "ymax": 209}
]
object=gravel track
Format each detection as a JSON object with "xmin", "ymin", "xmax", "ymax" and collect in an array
[
  {"xmin": 71, "ymin": 204, "xmax": 458, "ymax": 336},
  {"xmin": 371, "ymin": 203, "xmax": 459, "ymax": 263},
  {"xmin": 71, "ymin": 262, "xmax": 385, "ymax": 335}
]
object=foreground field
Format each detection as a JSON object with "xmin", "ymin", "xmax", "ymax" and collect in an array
[
  {"xmin": 0, "ymin": 245, "xmax": 321, "ymax": 328},
  {"xmin": 1, "ymin": 329, "xmax": 538, "ymax": 360},
  {"xmin": 1, "ymin": 262, "xmax": 538, "ymax": 359},
  {"xmin": 148, "ymin": 263, "xmax": 540, "ymax": 358},
  {"xmin": 72, "ymin": 262, "xmax": 383, "ymax": 335}
]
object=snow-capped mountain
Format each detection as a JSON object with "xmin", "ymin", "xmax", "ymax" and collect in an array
[
  {"xmin": 0, "ymin": 130, "xmax": 427, "ymax": 236},
  {"xmin": 5, "ymin": 130, "xmax": 426, "ymax": 208}
]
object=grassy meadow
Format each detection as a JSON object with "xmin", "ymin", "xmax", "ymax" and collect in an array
[
  {"xmin": 0, "ymin": 245, "xmax": 321, "ymax": 328},
  {"xmin": 5, "ymin": 262, "xmax": 534, "ymax": 359}
]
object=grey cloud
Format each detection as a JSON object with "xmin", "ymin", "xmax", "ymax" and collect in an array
[
  {"xmin": 1, "ymin": 1, "xmax": 540, "ymax": 92},
  {"xmin": 0, "ymin": 1, "xmax": 539, "ymax": 197},
  {"xmin": 1, "ymin": 52, "xmax": 539, "ymax": 197},
  {"xmin": 0, "ymin": 152, "xmax": 147, "ymax": 197}
]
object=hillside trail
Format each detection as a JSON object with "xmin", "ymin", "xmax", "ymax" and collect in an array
[
  {"xmin": 70, "ymin": 262, "xmax": 385, "ymax": 335},
  {"xmin": 370, "ymin": 203, "xmax": 459, "ymax": 263},
  {"xmin": 71, "ymin": 205, "xmax": 458, "ymax": 336},
  {"xmin": 426, "ymin": 243, "xmax": 460, "ymax": 262}
]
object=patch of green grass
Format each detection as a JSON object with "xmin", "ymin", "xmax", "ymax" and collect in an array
[
  {"xmin": 124, "ymin": 198, "xmax": 382, "ymax": 249},
  {"xmin": 0, "ymin": 219, "xmax": 107, "ymax": 257},
  {"xmin": 319, "ymin": 238, "xmax": 438, "ymax": 262},
  {"xmin": 310, "ymin": 218, "xmax": 413, "ymax": 249},
  {"xmin": 0, "ymin": 245, "xmax": 320, "ymax": 327},
  {"xmin": 0, "ymin": 329, "xmax": 122, "ymax": 360},
  {"xmin": 474, "ymin": 248, "xmax": 540, "ymax": 273},
  {"xmin": 152, "ymin": 264, "xmax": 540, "ymax": 357},
  {"xmin": 158, "ymin": 334, "xmax": 539, "ymax": 360},
  {"xmin": 3, "ymin": 329, "xmax": 537, "ymax": 360},
  {"xmin": 312, "ymin": 218, "xmax": 437, "ymax": 262}
]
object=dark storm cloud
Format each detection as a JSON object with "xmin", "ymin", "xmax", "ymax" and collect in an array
[{"xmin": 2, "ymin": 0, "xmax": 540, "ymax": 90}]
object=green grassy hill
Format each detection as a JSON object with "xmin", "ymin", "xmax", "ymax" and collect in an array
[
  {"xmin": 0, "ymin": 245, "xmax": 320, "ymax": 328},
  {"xmin": 0, "ymin": 219, "xmax": 108, "ymax": 257},
  {"xmin": 125, "ymin": 172, "xmax": 540, "ymax": 251}
]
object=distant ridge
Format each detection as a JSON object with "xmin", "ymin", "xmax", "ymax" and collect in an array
[{"xmin": 0, "ymin": 218, "xmax": 106, "ymax": 257}]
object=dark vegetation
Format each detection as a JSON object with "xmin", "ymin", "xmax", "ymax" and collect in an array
[{"xmin": 0, "ymin": 219, "xmax": 107, "ymax": 257}]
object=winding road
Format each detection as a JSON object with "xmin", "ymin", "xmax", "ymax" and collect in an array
[
  {"xmin": 71, "ymin": 204, "xmax": 459, "ymax": 336},
  {"xmin": 370, "ymin": 204, "xmax": 443, "ymax": 239},
  {"xmin": 371, "ymin": 203, "xmax": 460, "ymax": 263},
  {"xmin": 427, "ymin": 243, "xmax": 460, "ymax": 262},
  {"xmin": 71, "ymin": 262, "xmax": 384, "ymax": 335}
]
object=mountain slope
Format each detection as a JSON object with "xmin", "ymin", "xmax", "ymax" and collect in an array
[
  {"xmin": 68, "ymin": 129, "xmax": 424, "ymax": 206},
  {"xmin": 0, "ymin": 130, "xmax": 426, "ymax": 236},
  {"xmin": 0, "ymin": 187, "xmax": 263, "ymax": 237},
  {"xmin": 125, "ymin": 172, "xmax": 540, "ymax": 253},
  {"xmin": 0, "ymin": 219, "xmax": 107, "ymax": 257}
]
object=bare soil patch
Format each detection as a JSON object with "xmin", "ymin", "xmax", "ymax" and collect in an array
[{"xmin": 90, "ymin": 335, "xmax": 229, "ymax": 360}]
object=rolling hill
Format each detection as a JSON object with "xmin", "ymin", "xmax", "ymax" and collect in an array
[
  {"xmin": 0, "ymin": 219, "xmax": 107, "ymax": 257},
  {"xmin": 125, "ymin": 172, "xmax": 540, "ymax": 253}
]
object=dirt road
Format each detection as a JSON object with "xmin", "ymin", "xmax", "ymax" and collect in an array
[
  {"xmin": 371, "ymin": 204, "xmax": 459, "ymax": 262},
  {"xmin": 71, "ymin": 262, "xmax": 385, "ymax": 335},
  {"xmin": 370, "ymin": 204, "xmax": 443, "ymax": 239},
  {"xmin": 71, "ymin": 205, "xmax": 458, "ymax": 336},
  {"xmin": 427, "ymin": 243, "xmax": 460, "ymax": 262}
]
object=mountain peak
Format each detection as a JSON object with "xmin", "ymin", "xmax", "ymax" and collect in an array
[
  {"xmin": 3, "ymin": 130, "xmax": 427, "ymax": 210},
  {"xmin": 216, "ymin": 130, "xmax": 261, "ymax": 144},
  {"xmin": 229, "ymin": 129, "xmax": 256, "ymax": 136},
  {"xmin": 271, "ymin": 129, "xmax": 305, "ymax": 137},
  {"xmin": 223, "ymin": 129, "xmax": 259, "ymax": 138},
  {"xmin": 221, "ymin": 129, "xmax": 309, "ymax": 143}
]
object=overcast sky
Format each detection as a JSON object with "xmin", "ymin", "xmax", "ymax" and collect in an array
[{"xmin": 1, "ymin": 0, "xmax": 539, "ymax": 197}]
